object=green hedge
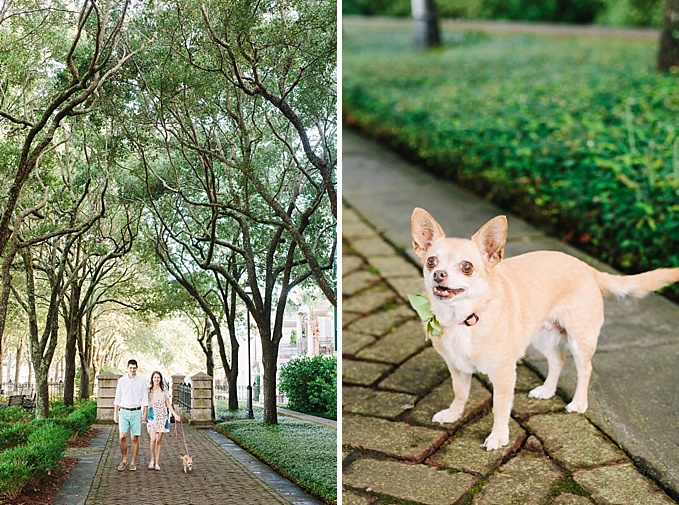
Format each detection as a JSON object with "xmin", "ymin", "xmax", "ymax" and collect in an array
[
  {"xmin": 0, "ymin": 400, "xmax": 97, "ymax": 500},
  {"xmin": 343, "ymin": 21, "xmax": 679, "ymax": 301},
  {"xmin": 279, "ymin": 354, "xmax": 337, "ymax": 420},
  {"xmin": 0, "ymin": 421, "xmax": 70, "ymax": 499}
]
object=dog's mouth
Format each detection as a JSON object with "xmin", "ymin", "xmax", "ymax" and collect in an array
[{"xmin": 433, "ymin": 285, "xmax": 465, "ymax": 299}]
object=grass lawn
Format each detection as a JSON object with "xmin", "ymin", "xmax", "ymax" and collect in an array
[
  {"xmin": 214, "ymin": 402, "xmax": 337, "ymax": 504},
  {"xmin": 343, "ymin": 17, "xmax": 679, "ymax": 300}
]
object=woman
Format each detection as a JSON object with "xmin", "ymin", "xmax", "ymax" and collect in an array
[{"xmin": 147, "ymin": 371, "xmax": 181, "ymax": 470}]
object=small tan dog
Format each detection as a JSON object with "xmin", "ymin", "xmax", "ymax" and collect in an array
[
  {"xmin": 411, "ymin": 208, "xmax": 679, "ymax": 450},
  {"xmin": 180, "ymin": 454, "xmax": 193, "ymax": 473}
]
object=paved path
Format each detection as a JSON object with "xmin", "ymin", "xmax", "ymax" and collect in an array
[
  {"xmin": 53, "ymin": 421, "xmax": 322, "ymax": 505},
  {"xmin": 342, "ymin": 127, "xmax": 679, "ymax": 504}
]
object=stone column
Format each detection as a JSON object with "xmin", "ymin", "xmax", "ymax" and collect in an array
[
  {"xmin": 190, "ymin": 372, "xmax": 213, "ymax": 426},
  {"xmin": 171, "ymin": 373, "xmax": 185, "ymax": 407},
  {"xmin": 96, "ymin": 371, "xmax": 122, "ymax": 423}
]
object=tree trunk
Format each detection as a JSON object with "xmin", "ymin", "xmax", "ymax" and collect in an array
[
  {"xmin": 261, "ymin": 349, "xmax": 278, "ymax": 425},
  {"xmin": 14, "ymin": 337, "xmax": 22, "ymax": 384},
  {"xmin": 658, "ymin": 0, "xmax": 679, "ymax": 71},
  {"xmin": 79, "ymin": 360, "xmax": 91, "ymax": 400},
  {"xmin": 63, "ymin": 323, "xmax": 78, "ymax": 406},
  {"xmin": 78, "ymin": 309, "xmax": 95, "ymax": 399},
  {"xmin": 204, "ymin": 335, "xmax": 214, "ymax": 379},
  {"xmin": 226, "ymin": 340, "xmax": 239, "ymax": 410}
]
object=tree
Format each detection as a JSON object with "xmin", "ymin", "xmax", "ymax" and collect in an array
[
  {"xmin": 115, "ymin": 0, "xmax": 336, "ymax": 424},
  {"xmin": 0, "ymin": 0, "xmax": 138, "ymax": 360},
  {"xmin": 60, "ymin": 204, "xmax": 138, "ymax": 404},
  {"xmin": 152, "ymin": 234, "xmax": 242, "ymax": 411},
  {"xmin": 658, "ymin": 0, "xmax": 679, "ymax": 71}
]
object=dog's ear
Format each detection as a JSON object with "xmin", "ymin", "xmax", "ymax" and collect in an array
[
  {"xmin": 411, "ymin": 208, "xmax": 445, "ymax": 258},
  {"xmin": 472, "ymin": 216, "xmax": 508, "ymax": 267}
]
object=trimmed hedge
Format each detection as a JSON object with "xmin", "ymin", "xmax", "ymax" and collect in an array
[
  {"xmin": 279, "ymin": 354, "xmax": 337, "ymax": 420},
  {"xmin": 0, "ymin": 400, "xmax": 97, "ymax": 500},
  {"xmin": 343, "ymin": 20, "xmax": 679, "ymax": 301}
]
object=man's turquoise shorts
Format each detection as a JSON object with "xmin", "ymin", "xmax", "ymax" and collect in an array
[{"xmin": 119, "ymin": 408, "xmax": 142, "ymax": 436}]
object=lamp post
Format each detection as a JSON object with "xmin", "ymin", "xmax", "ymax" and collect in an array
[{"xmin": 244, "ymin": 283, "xmax": 254, "ymax": 419}]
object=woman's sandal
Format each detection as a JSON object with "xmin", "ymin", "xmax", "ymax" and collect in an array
[
  {"xmin": 129, "ymin": 463, "xmax": 137, "ymax": 471},
  {"xmin": 117, "ymin": 461, "xmax": 127, "ymax": 471},
  {"xmin": 154, "ymin": 465, "xmax": 161, "ymax": 471},
  {"xmin": 148, "ymin": 462, "xmax": 155, "ymax": 470}
]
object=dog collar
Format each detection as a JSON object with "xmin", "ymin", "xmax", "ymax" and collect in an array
[
  {"xmin": 408, "ymin": 294, "xmax": 479, "ymax": 335},
  {"xmin": 460, "ymin": 313, "xmax": 479, "ymax": 326}
]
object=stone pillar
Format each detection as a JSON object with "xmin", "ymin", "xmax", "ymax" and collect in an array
[
  {"xmin": 171, "ymin": 373, "xmax": 185, "ymax": 407},
  {"xmin": 96, "ymin": 371, "xmax": 122, "ymax": 423},
  {"xmin": 190, "ymin": 372, "xmax": 213, "ymax": 426}
]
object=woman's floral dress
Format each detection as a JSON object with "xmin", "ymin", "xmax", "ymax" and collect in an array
[{"xmin": 147, "ymin": 389, "xmax": 170, "ymax": 433}]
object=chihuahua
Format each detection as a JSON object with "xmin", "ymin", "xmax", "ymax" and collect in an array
[
  {"xmin": 180, "ymin": 454, "xmax": 193, "ymax": 473},
  {"xmin": 411, "ymin": 208, "xmax": 679, "ymax": 450}
]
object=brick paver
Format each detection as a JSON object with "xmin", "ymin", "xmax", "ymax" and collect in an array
[
  {"xmin": 342, "ymin": 203, "xmax": 678, "ymax": 505},
  {"xmin": 82, "ymin": 424, "xmax": 290, "ymax": 505}
]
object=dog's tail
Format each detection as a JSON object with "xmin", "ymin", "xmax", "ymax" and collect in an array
[{"xmin": 596, "ymin": 268, "xmax": 679, "ymax": 298}]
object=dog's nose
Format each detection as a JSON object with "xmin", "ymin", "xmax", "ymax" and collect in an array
[{"xmin": 433, "ymin": 270, "xmax": 448, "ymax": 283}]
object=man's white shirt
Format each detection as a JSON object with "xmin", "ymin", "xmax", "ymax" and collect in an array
[{"xmin": 114, "ymin": 374, "xmax": 149, "ymax": 409}]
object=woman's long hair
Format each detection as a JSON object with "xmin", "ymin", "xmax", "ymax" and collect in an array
[{"xmin": 149, "ymin": 371, "xmax": 165, "ymax": 394}]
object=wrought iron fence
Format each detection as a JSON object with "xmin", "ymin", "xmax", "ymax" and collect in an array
[
  {"xmin": 0, "ymin": 381, "xmax": 67, "ymax": 401},
  {"xmin": 213, "ymin": 384, "xmax": 286, "ymax": 405},
  {"xmin": 177, "ymin": 381, "xmax": 192, "ymax": 412}
]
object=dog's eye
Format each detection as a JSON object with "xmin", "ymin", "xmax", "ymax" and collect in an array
[
  {"xmin": 460, "ymin": 261, "xmax": 474, "ymax": 275},
  {"xmin": 426, "ymin": 257, "xmax": 437, "ymax": 269}
]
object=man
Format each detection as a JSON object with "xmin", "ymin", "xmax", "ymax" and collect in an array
[{"xmin": 113, "ymin": 359, "xmax": 148, "ymax": 471}]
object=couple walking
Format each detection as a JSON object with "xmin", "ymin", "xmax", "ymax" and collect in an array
[{"xmin": 113, "ymin": 359, "xmax": 181, "ymax": 471}]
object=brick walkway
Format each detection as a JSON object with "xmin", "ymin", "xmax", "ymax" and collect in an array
[
  {"xmin": 55, "ymin": 422, "xmax": 321, "ymax": 505},
  {"xmin": 342, "ymin": 203, "xmax": 678, "ymax": 505}
]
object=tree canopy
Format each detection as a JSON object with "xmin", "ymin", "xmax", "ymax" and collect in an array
[{"xmin": 0, "ymin": 0, "xmax": 336, "ymax": 423}]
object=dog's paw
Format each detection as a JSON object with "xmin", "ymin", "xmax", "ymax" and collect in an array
[
  {"xmin": 528, "ymin": 385, "xmax": 556, "ymax": 400},
  {"xmin": 432, "ymin": 407, "xmax": 463, "ymax": 424},
  {"xmin": 482, "ymin": 431, "xmax": 509, "ymax": 451},
  {"xmin": 566, "ymin": 400, "xmax": 587, "ymax": 413}
]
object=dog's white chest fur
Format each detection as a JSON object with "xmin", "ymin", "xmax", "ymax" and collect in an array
[{"xmin": 432, "ymin": 327, "xmax": 478, "ymax": 375}]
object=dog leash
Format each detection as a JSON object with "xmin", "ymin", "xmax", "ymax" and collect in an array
[{"xmin": 173, "ymin": 420, "xmax": 191, "ymax": 458}]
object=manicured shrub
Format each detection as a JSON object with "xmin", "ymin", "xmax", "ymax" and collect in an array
[
  {"xmin": 0, "ymin": 400, "xmax": 96, "ymax": 500},
  {"xmin": 58, "ymin": 410, "xmax": 90, "ymax": 437},
  {"xmin": 0, "ymin": 422, "xmax": 29, "ymax": 450},
  {"xmin": 279, "ymin": 354, "xmax": 337, "ymax": 420},
  {"xmin": 0, "ymin": 448, "xmax": 34, "ymax": 500},
  {"xmin": 0, "ymin": 406, "xmax": 32, "ymax": 423},
  {"xmin": 0, "ymin": 421, "xmax": 69, "ymax": 499}
]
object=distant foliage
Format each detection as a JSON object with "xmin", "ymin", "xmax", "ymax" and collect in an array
[
  {"xmin": 343, "ymin": 0, "xmax": 663, "ymax": 27},
  {"xmin": 279, "ymin": 354, "xmax": 337, "ymax": 420}
]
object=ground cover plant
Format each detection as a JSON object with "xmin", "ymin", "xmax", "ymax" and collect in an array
[
  {"xmin": 215, "ymin": 404, "xmax": 337, "ymax": 504},
  {"xmin": 343, "ymin": 18, "xmax": 679, "ymax": 300},
  {"xmin": 0, "ymin": 400, "xmax": 97, "ymax": 500}
]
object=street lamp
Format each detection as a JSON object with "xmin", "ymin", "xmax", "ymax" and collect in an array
[{"xmin": 244, "ymin": 282, "xmax": 254, "ymax": 419}]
